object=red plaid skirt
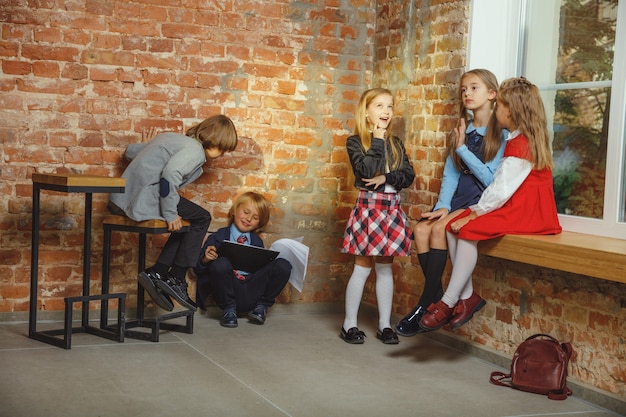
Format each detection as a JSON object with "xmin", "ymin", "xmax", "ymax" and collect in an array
[{"xmin": 342, "ymin": 190, "xmax": 411, "ymax": 257}]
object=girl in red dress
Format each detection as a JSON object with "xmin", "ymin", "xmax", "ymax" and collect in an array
[{"xmin": 420, "ymin": 77, "xmax": 562, "ymax": 331}]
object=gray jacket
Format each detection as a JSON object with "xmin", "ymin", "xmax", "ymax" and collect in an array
[{"xmin": 110, "ymin": 132, "xmax": 205, "ymax": 222}]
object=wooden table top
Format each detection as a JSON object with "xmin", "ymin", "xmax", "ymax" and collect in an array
[{"xmin": 32, "ymin": 173, "xmax": 126, "ymax": 188}]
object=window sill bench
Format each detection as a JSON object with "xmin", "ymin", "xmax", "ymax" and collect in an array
[{"xmin": 478, "ymin": 231, "xmax": 626, "ymax": 284}]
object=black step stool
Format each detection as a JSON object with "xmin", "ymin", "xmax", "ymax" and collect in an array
[{"xmin": 100, "ymin": 215, "xmax": 194, "ymax": 342}]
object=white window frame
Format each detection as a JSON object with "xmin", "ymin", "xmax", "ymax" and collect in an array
[{"xmin": 468, "ymin": 0, "xmax": 626, "ymax": 240}]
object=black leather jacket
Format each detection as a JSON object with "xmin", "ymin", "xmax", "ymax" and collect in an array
[{"xmin": 346, "ymin": 134, "xmax": 415, "ymax": 192}]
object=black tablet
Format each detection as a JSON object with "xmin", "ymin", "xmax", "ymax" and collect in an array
[{"xmin": 217, "ymin": 240, "xmax": 279, "ymax": 273}]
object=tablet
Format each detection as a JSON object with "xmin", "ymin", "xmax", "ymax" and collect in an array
[{"xmin": 217, "ymin": 240, "xmax": 279, "ymax": 273}]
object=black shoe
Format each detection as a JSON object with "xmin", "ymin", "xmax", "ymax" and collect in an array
[
  {"xmin": 395, "ymin": 305, "xmax": 428, "ymax": 337},
  {"xmin": 221, "ymin": 308, "xmax": 238, "ymax": 328},
  {"xmin": 248, "ymin": 304, "xmax": 267, "ymax": 325},
  {"xmin": 137, "ymin": 269, "xmax": 174, "ymax": 311},
  {"xmin": 376, "ymin": 328, "xmax": 399, "ymax": 344},
  {"xmin": 340, "ymin": 327, "xmax": 366, "ymax": 344},
  {"xmin": 155, "ymin": 274, "xmax": 197, "ymax": 311}
]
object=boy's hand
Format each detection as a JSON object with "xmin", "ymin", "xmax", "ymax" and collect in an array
[
  {"xmin": 202, "ymin": 245, "xmax": 218, "ymax": 264},
  {"xmin": 167, "ymin": 216, "xmax": 183, "ymax": 232},
  {"xmin": 141, "ymin": 127, "xmax": 159, "ymax": 142}
]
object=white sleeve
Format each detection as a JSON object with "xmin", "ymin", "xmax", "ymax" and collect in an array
[{"xmin": 470, "ymin": 156, "xmax": 532, "ymax": 216}]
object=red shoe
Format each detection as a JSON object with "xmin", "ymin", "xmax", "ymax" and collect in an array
[
  {"xmin": 419, "ymin": 300, "xmax": 454, "ymax": 331},
  {"xmin": 449, "ymin": 292, "xmax": 486, "ymax": 329}
]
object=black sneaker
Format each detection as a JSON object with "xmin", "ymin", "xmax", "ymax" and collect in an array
[
  {"xmin": 221, "ymin": 308, "xmax": 238, "ymax": 328},
  {"xmin": 137, "ymin": 269, "xmax": 174, "ymax": 311},
  {"xmin": 155, "ymin": 274, "xmax": 197, "ymax": 312},
  {"xmin": 248, "ymin": 304, "xmax": 267, "ymax": 325}
]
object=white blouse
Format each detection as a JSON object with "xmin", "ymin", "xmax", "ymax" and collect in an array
[{"xmin": 470, "ymin": 130, "xmax": 533, "ymax": 216}]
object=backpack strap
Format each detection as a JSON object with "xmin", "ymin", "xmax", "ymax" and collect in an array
[
  {"xmin": 528, "ymin": 333, "xmax": 558, "ymax": 343},
  {"xmin": 489, "ymin": 371, "xmax": 512, "ymax": 388},
  {"xmin": 548, "ymin": 385, "xmax": 573, "ymax": 400}
]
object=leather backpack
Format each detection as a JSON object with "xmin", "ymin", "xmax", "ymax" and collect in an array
[{"xmin": 490, "ymin": 334, "xmax": 573, "ymax": 400}]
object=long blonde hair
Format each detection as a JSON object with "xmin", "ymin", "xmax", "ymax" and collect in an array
[
  {"xmin": 354, "ymin": 87, "xmax": 403, "ymax": 171},
  {"xmin": 449, "ymin": 69, "xmax": 500, "ymax": 170},
  {"xmin": 496, "ymin": 77, "xmax": 554, "ymax": 169}
]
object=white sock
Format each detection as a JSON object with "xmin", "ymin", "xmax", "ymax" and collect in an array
[
  {"xmin": 441, "ymin": 239, "xmax": 478, "ymax": 308},
  {"xmin": 375, "ymin": 263, "xmax": 394, "ymax": 330},
  {"xmin": 342, "ymin": 265, "xmax": 371, "ymax": 330},
  {"xmin": 460, "ymin": 279, "xmax": 474, "ymax": 300}
]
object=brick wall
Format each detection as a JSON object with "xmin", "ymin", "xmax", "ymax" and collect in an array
[{"xmin": 0, "ymin": 1, "xmax": 379, "ymax": 312}]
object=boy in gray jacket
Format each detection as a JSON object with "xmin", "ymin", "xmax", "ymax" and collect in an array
[{"xmin": 109, "ymin": 115, "xmax": 238, "ymax": 311}]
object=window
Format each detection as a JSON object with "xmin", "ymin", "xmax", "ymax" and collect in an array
[{"xmin": 468, "ymin": 0, "xmax": 626, "ymax": 239}]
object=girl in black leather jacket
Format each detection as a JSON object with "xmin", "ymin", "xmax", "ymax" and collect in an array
[{"xmin": 340, "ymin": 88, "xmax": 415, "ymax": 345}]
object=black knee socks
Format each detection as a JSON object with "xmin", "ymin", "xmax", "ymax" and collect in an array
[{"xmin": 418, "ymin": 248, "xmax": 448, "ymax": 307}]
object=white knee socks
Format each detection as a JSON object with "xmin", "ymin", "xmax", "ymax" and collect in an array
[
  {"xmin": 442, "ymin": 239, "xmax": 478, "ymax": 308},
  {"xmin": 342, "ymin": 265, "xmax": 371, "ymax": 330},
  {"xmin": 375, "ymin": 263, "xmax": 394, "ymax": 330}
]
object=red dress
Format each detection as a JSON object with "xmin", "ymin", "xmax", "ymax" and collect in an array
[{"xmin": 447, "ymin": 135, "xmax": 562, "ymax": 240}]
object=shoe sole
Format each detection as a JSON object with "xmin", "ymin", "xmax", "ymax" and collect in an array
[
  {"xmin": 340, "ymin": 336, "xmax": 364, "ymax": 344},
  {"xmin": 220, "ymin": 321, "xmax": 238, "ymax": 328},
  {"xmin": 138, "ymin": 272, "xmax": 174, "ymax": 311},
  {"xmin": 248, "ymin": 313, "xmax": 265, "ymax": 325},
  {"xmin": 449, "ymin": 299, "xmax": 487, "ymax": 330},
  {"xmin": 155, "ymin": 280, "xmax": 197, "ymax": 312},
  {"xmin": 418, "ymin": 319, "xmax": 446, "ymax": 331},
  {"xmin": 395, "ymin": 325, "xmax": 418, "ymax": 337},
  {"xmin": 376, "ymin": 333, "xmax": 399, "ymax": 344}
]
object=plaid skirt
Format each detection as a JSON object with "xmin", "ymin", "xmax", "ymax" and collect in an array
[{"xmin": 342, "ymin": 190, "xmax": 411, "ymax": 257}]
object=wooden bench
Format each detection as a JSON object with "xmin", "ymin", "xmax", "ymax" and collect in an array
[
  {"xmin": 100, "ymin": 215, "xmax": 195, "ymax": 342},
  {"xmin": 479, "ymin": 231, "xmax": 626, "ymax": 283}
]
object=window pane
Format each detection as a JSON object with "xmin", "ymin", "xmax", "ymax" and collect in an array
[
  {"xmin": 524, "ymin": 0, "xmax": 617, "ymax": 220},
  {"xmin": 548, "ymin": 87, "xmax": 610, "ymax": 218}
]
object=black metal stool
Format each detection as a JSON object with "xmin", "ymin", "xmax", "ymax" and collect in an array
[{"xmin": 100, "ymin": 215, "xmax": 194, "ymax": 342}]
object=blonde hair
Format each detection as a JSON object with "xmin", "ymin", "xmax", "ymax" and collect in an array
[
  {"xmin": 186, "ymin": 115, "xmax": 238, "ymax": 153},
  {"xmin": 353, "ymin": 87, "xmax": 403, "ymax": 171},
  {"xmin": 449, "ymin": 69, "xmax": 500, "ymax": 170},
  {"xmin": 496, "ymin": 77, "xmax": 554, "ymax": 170},
  {"xmin": 228, "ymin": 191, "xmax": 271, "ymax": 232}
]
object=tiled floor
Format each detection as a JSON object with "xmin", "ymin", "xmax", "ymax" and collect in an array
[{"xmin": 0, "ymin": 304, "xmax": 623, "ymax": 417}]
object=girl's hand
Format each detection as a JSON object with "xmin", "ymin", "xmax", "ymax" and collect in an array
[
  {"xmin": 453, "ymin": 118, "xmax": 467, "ymax": 149},
  {"xmin": 363, "ymin": 174, "xmax": 386, "ymax": 189},
  {"xmin": 167, "ymin": 216, "xmax": 183, "ymax": 232},
  {"xmin": 421, "ymin": 208, "xmax": 449, "ymax": 220},
  {"xmin": 449, "ymin": 211, "xmax": 477, "ymax": 233},
  {"xmin": 202, "ymin": 245, "xmax": 218, "ymax": 264},
  {"xmin": 372, "ymin": 122, "xmax": 387, "ymax": 140}
]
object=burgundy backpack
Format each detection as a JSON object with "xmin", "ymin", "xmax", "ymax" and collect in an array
[{"xmin": 490, "ymin": 334, "xmax": 573, "ymax": 400}]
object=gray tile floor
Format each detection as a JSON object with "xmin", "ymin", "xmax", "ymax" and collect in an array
[{"xmin": 0, "ymin": 304, "xmax": 622, "ymax": 417}]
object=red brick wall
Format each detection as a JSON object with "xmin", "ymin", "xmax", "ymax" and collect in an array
[{"xmin": 0, "ymin": 1, "xmax": 379, "ymax": 312}]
